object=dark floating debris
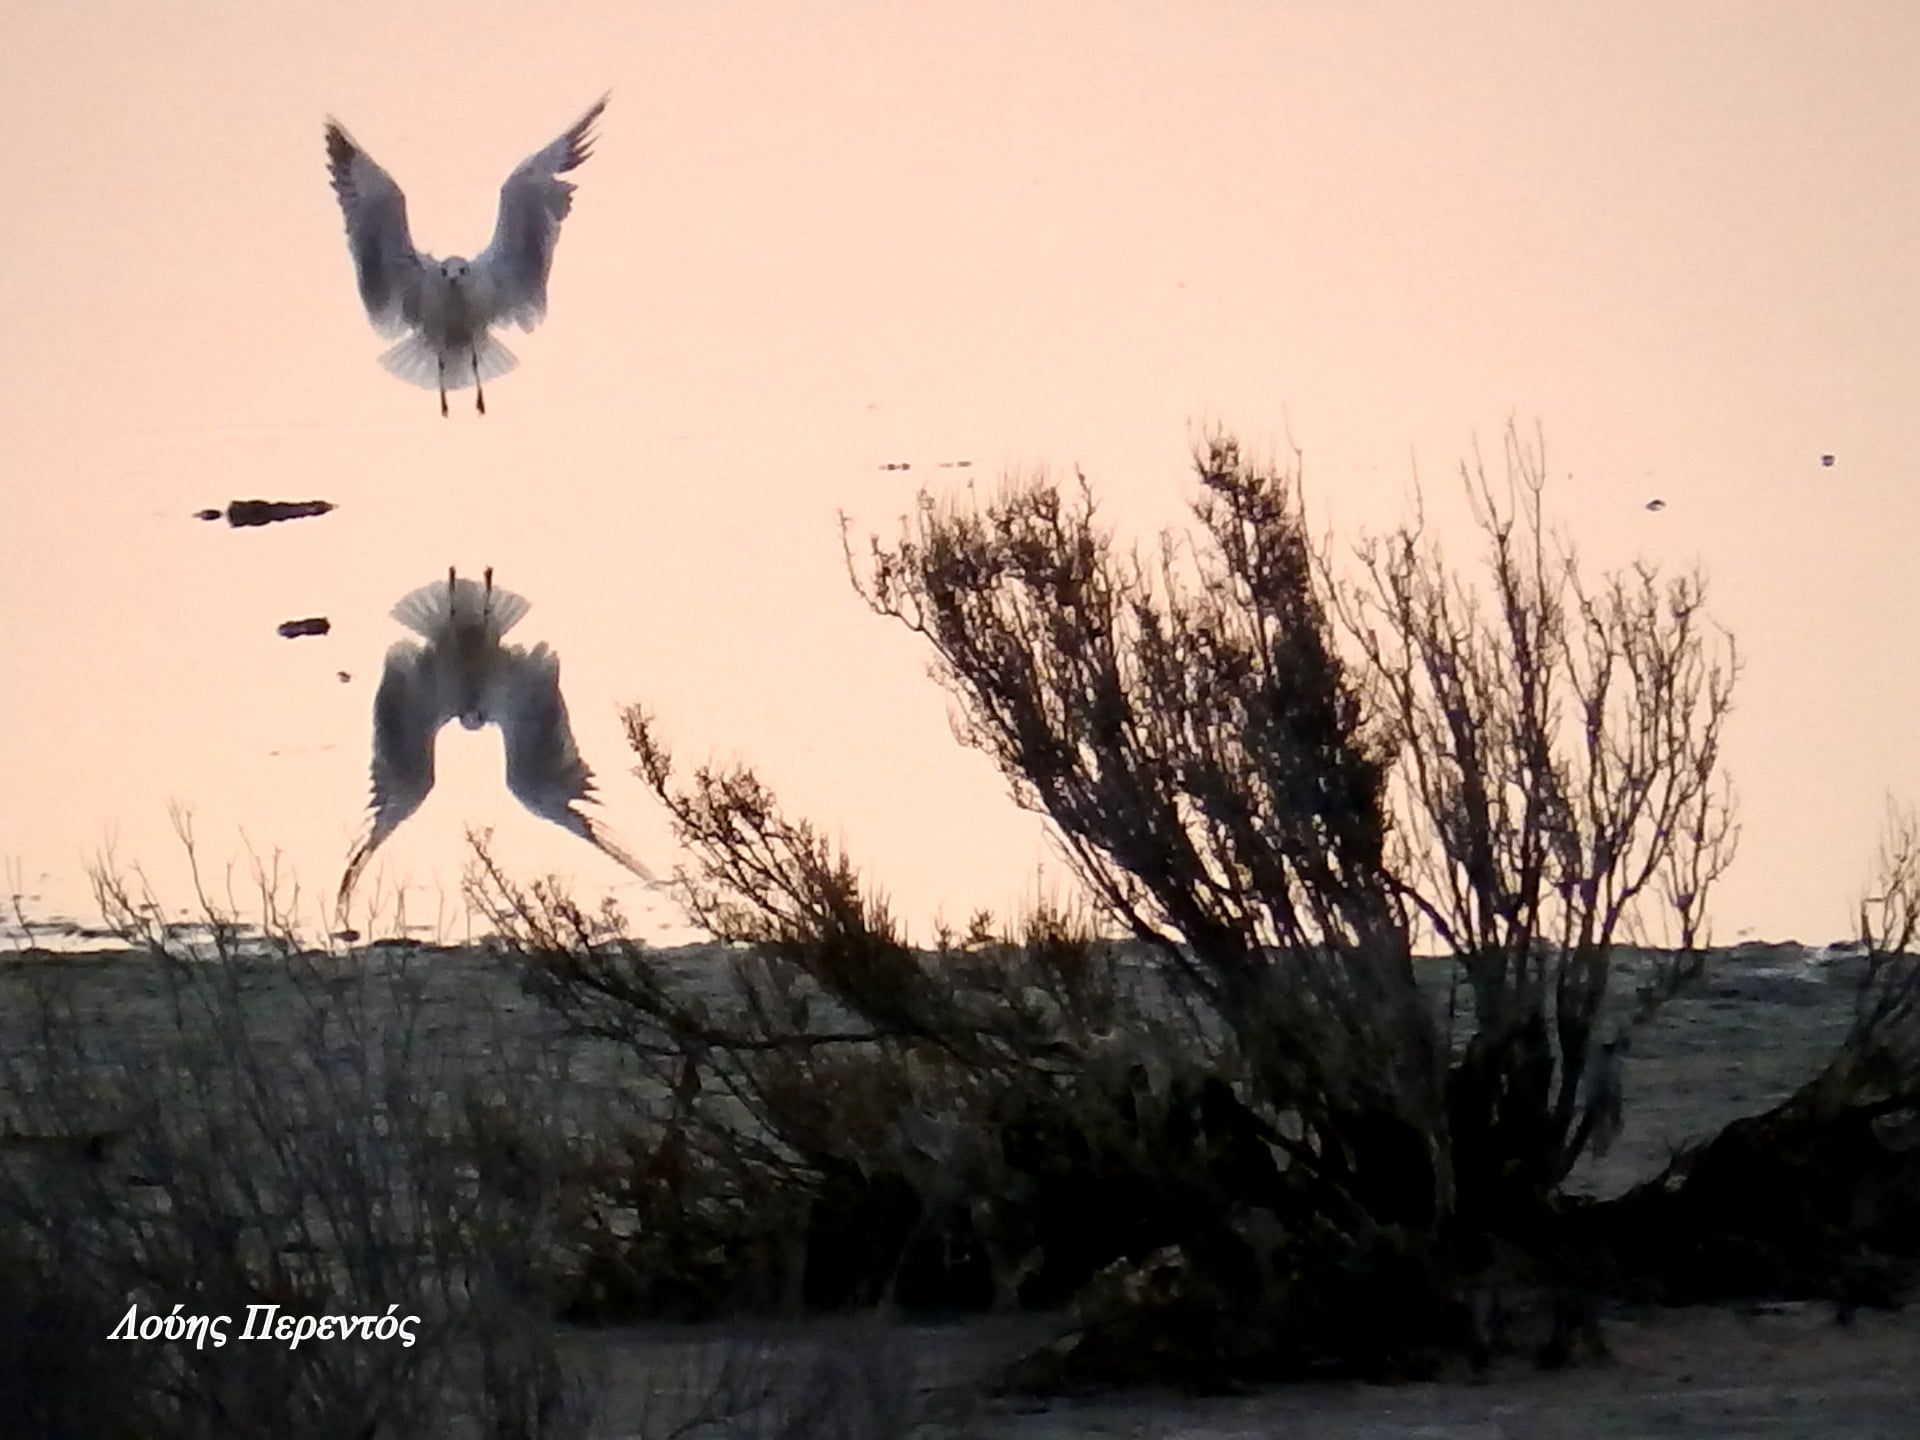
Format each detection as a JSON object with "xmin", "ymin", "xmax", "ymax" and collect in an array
[
  {"xmin": 277, "ymin": 617, "xmax": 332, "ymax": 639},
  {"xmin": 197, "ymin": 499, "xmax": 337, "ymax": 528},
  {"xmin": 1821, "ymin": 454, "xmax": 1836, "ymax": 466},
  {"xmin": 879, "ymin": 462, "xmax": 912, "ymax": 472},
  {"xmin": 936, "ymin": 459, "xmax": 974, "ymax": 468},
  {"xmin": 1644, "ymin": 498, "xmax": 1667, "ymax": 511},
  {"xmin": 336, "ymin": 670, "xmax": 353, "ymax": 683}
]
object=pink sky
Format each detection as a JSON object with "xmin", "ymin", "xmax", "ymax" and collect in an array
[{"xmin": 3, "ymin": 1, "xmax": 1917, "ymax": 946}]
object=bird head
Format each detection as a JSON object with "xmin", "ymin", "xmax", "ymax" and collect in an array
[{"xmin": 439, "ymin": 257, "xmax": 471, "ymax": 283}]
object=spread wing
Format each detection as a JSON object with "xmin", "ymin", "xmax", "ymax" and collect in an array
[
  {"xmin": 473, "ymin": 95, "xmax": 607, "ymax": 332},
  {"xmin": 496, "ymin": 642, "xmax": 594, "ymax": 826},
  {"xmin": 496, "ymin": 642, "xmax": 659, "ymax": 883},
  {"xmin": 337, "ymin": 640, "xmax": 445, "ymax": 921},
  {"xmin": 324, "ymin": 119, "xmax": 424, "ymax": 337}
]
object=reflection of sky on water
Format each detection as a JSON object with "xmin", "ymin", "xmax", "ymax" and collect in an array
[{"xmin": 4, "ymin": 3, "xmax": 1919, "ymax": 947}]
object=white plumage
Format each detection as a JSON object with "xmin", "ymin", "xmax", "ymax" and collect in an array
[
  {"xmin": 323, "ymin": 97, "xmax": 607, "ymax": 415},
  {"xmin": 337, "ymin": 568, "xmax": 655, "ymax": 923}
]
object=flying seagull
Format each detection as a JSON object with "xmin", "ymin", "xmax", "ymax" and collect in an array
[
  {"xmin": 337, "ymin": 567, "xmax": 655, "ymax": 923},
  {"xmin": 323, "ymin": 96, "xmax": 607, "ymax": 416}
]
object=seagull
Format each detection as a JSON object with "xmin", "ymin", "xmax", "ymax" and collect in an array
[
  {"xmin": 323, "ymin": 96, "xmax": 607, "ymax": 416},
  {"xmin": 337, "ymin": 567, "xmax": 656, "ymax": 923}
]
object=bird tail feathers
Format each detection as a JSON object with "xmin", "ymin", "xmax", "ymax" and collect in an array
[
  {"xmin": 392, "ymin": 572, "xmax": 530, "ymax": 640},
  {"xmin": 376, "ymin": 332, "xmax": 519, "ymax": 390}
]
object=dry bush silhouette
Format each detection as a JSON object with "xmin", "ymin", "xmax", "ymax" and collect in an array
[
  {"xmin": 847, "ymin": 426, "xmax": 1737, "ymax": 1240},
  {"xmin": 467, "ymin": 826, "xmax": 1223, "ymax": 1324},
  {"xmin": 484, "ymin": 424, "xmax": 1746, "ymax": 1381},
  {"xmin": 0, "ymin": 822, "xmax": 598, "ymax": 1439},
  {"xmin": 1838, "ymin": 805, "xmax": 1920, "ymax": 1101},
  {"xmin": 1334, "ymin": 423, "xmax": 1738, "ymax": 1232},
  {"xmin": 1, "ymin": 829, "xmax": 958, "ymax": 1437}
]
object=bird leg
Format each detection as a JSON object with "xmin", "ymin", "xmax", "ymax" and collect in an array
[
  {"xmin": 437, "ymin": 355, "xmax": 449, "ymax": 418},
  {"xmin": 473, "ymin": 348, "xmax": 487, "ymax": 415}
]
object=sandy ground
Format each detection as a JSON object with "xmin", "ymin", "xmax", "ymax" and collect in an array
[
  {"xmin": 576, "ymin": 1302, "xmax": 1920, "ymax": 1439},
  {"xmin": 993, "ymin": 1305, "xmax": 1920, "ymax": 1439}
]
